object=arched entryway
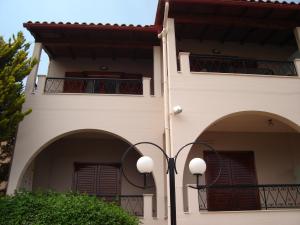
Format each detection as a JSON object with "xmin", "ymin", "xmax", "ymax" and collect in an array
[
  {"xmin": 20, "ymin": 129, "xmax": 156, "ymax": 216},
  {"xmin": 183, "ymin": 111, "xmax": 300, "ymax": 212}
]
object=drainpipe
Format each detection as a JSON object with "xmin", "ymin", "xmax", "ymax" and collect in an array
[
  {"xmin": 158, "ymin": 1, "xmax": 171, "ymax": 161},
  {"xmin": 158, "ymin": 2, "xmax": 172, "ymax": 225}
]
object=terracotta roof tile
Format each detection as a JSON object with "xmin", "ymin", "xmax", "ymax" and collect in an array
[{"xmin": 24, "ymin": 21, "xmax": 157, "ymax": 29}]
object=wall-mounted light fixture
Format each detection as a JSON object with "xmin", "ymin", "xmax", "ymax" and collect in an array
[
  {"xmin": 268, "ymin": 119, "xmax": 274, "ymax": 127},
  {"xmin": 173, "ymin": 105, "xmax": 183, "ymax": 115},
  {"xmin": 212, "ymin": 49, "xmax": 221, "ymax": 54},
  {"xmin": 100, "ymin": 65, "xmax": 108, "ymax": 71}
]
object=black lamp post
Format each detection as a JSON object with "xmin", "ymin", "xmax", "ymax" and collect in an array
[{"xmin": 121, "ymin": 142, "xmax": 221, "ymax": 225}]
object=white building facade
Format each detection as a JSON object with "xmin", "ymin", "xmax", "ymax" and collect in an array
[{"xmin": 7, "ymin": 1, "xmax": 300, "ymax": 225}]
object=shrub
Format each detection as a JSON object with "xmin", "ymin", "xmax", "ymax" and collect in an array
[{"xmin": 0, "ymin": 191, "xmax": 139, "ymax": 225}]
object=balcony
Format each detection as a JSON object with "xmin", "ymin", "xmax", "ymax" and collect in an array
[
  {"xmin": 197, "ymin": 184, "xmax": 300, "ymax": 211},
  {"xmin": 183, "ymin": 112, "xmax": 300, "ymax": 215},
  {"xmin": 44, "ymin": 77, "xmax": 143, "ymax": 95},
  {"xmin": 189, "ymin": 55, "xmax": 297, "ymax": 77},
  {"xmin": 179, "ymin": 53, "xmax": 299, "ymax": 77}
]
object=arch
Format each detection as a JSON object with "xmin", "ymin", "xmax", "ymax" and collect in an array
[
  {"xmin": 181, "ymin": 110, "xmax": 300, "ymax": 211},
  {"xmin": 205, "ymin": 110, "xmax": 300, "ymax": 134},
  {"xmin": 16, "ymin": 128, "xmax": 157, "ymax": 191},
  {"xmin": 180, "ymin": 110, "xmax": 300, "ymax": 169}
]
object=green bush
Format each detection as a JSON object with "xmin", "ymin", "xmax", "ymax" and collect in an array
[{"xmin": 0, "ymin": 191, "xmax": 139, "ymax": 225}]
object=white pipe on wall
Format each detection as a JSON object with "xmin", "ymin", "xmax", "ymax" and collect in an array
[{"xmin": 158, "ymin": 2, "xmax": 171, "ymax": 225}]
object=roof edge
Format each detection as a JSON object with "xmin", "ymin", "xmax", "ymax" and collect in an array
[{"xmin": 23, "ymin": 21, "xmax": 161, "ymax": 33}]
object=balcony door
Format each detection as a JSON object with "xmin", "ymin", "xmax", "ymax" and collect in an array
[
  {"xmin": 73, "ymin": 163, "xmax": 120, "ymax": 199},
  {"xmin": 204, "ymin": 151, "xmax": 260, "ymax": 211}
]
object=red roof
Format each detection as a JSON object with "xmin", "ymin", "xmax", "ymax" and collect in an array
[
  {"xmin": 24, "ymin": 0, "xmax": 300, "ymax": 59},
  {"xmin": 154, "ymin": 0, "xmax": 300, "ymax": 46},
  {"xmin": 24, "ymin": 21, "xmax": 159, "ymax": 33},
  {"xmin": 24, "ymin": 21, "xmax": 160, "ymax": 59},
  {"xmin": 156, "ymin": 0, "xmax": 300, "ymax": 25}
]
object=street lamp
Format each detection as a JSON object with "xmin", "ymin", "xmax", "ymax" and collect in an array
[{"xmin": 121, "ymin": 142, "xmax": 221, "ymax": 225}]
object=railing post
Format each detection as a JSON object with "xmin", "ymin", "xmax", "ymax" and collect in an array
[
  {"xmin": 179, "ymin": 52, "xmax": 191, "ymax": 74},
  {"xmin": 187, "ymin": 184, "xmax": 200, "ymax": 213},
  {"xmin": 36, "ymin": 75, "xmax": 46, "ymax": 94},
  {"xmin": 143, "ymin": 194, "xmax": 153, "ymax": 219},
  {"xmin": 294, "ymin": 27, "xmax": 300, "ymax": 51},
  {"xmin": 294, "ymin": 59, "xmax": 300, "ymax": 77},
  {"xmin": 142, "ymin": 77, "xmax": 151, "ymax": 97},
  {"xmin": 262, "ymin": 186, "xmax": 268, "ymax": 210}
]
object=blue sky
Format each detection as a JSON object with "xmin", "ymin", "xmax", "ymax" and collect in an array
[
  {"xmin": 0, "ymin": 0, "xmax": 299, "ymax": 74},
  {"xmin": 0, "ymin": 0, "xmax": 158, "ymax": 74}
]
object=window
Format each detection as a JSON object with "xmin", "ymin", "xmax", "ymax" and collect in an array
[
  {"xmin": 204, "ymin": 151, "xmax": 260, "ymax": 211},
  {"xmin": 73, "ymin": 163, "xmax": 120, "ymax": 197}
]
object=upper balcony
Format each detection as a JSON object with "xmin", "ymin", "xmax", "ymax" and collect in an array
[
  {"xmin": 24, "ymin": 22, "xmax": 162, "ymax": 98},
  {"xmin": 166, "ymin": 0, "xmax": 300, "ymax": 78}
]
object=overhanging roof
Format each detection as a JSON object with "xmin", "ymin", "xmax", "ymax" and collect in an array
[
  {"xmin": 155, "ymin": 0, "xmax": 300, "ymax": 46},
  {"xmin": 156, "ymin": 0, "xmax": 300, "ymax": 25},
  {"xmin": 24, "ymin": 22, "xmax": 160, "ymax": 59}
]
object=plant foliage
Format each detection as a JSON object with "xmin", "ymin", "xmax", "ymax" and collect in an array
[
  {"xmin": 0, "ymin": 191, "xmax": 139, "ymax": 225},
  {"xmin": 0, "ymin": 32, "xmax": 36, "ymax": 193},
  {"xmin": 0, "ymin": 32, "xmax": 36, "ymax": 141}
]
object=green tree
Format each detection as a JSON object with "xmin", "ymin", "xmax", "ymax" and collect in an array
[{"xmin": 0, "ymin": 32, "xmax": 36, "ymax": 193}]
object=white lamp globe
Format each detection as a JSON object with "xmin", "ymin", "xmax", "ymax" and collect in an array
[
  {"xmin": 136, "ymin": 156, "xmax": 154, "ymax": 174},
  {"xmin": 189, "ymin": 158, "xmax": 207, "ymax": 175}
]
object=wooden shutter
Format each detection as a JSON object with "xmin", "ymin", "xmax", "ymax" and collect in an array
[
  {"xmin": 74, "ymin": 163, "xmax": 97, "ymax": 195},
  {"xmin": 74, "ymin": 163, "xmax": 120, "ymax": 198},
  {"xmin": 230, "ymin": 152, "xmax": 260, "ymax": 210},
  {"xmin": 205, "ymin": 152, "xmax": 234, "ymax": 211},
  {"xmin": 97, "ymin": 164, "xmax": 120, "ymax": 196},
  {"xmin": 204, "ymin": 151, "xmax": 260, "ymax": 211}
]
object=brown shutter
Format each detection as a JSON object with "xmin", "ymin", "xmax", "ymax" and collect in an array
[
  {"xmin": 204, "ymin": 151, "xmax": 260, "ymax": 211},
  {"xmin": 74, "ymin": 163, "xmax": 121, "ymax": 199},
  {"xmin": 230, "ymin": 152, "xmax": 260, "ymax": 210},
  {"xmin": 74, "ymin": 163, "xmax": 97, "ymax": 195},
  {"xmin": 205, "ymin": 152, "xmax": 234, "ymax": 211},
  {"xmin": 97, "ymin": 164, "xmax": 120, "ymax": 196}
]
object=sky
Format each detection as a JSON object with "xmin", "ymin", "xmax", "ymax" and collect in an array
[
  {"xmin": 0, "ymin": 0, "xmax": 299, "ymax": 74},
  {"xmin": 0, "ymin": 0, "xmax": 159, "ymax": 74}
]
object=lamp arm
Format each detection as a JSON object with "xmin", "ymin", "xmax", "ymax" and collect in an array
[
  {"xmin": 174, "ymin": 142, "xmax": 223, "ymax": 189},
  {"xmin": 120, "ymin": 142, "xmax": 170, "ymax": 190}
]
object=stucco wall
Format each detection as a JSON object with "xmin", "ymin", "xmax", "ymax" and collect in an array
[
  {"xmin": 31, "ymin": 137, "xmax": 155, "ymax": 195},
  {"xmin": 7, "ymin": 93, "xmax": 166, "ymax": 219},
  {"xmin": 163, "ymin": 18, "xmax": 300, "ymax": 215},
  {"xmin": 178, "ymin": 209, "xmax": 300, "ymax": 225}
]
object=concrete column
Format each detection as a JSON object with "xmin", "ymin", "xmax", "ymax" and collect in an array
[
  {"xmin": 294, "ymin": 59, "xmax": 300, "ymax": 77},
  {"xmin": 179, "ymin": 52, "xmax": 191, "ymax": 74},
  {"xmin": 166, "ymin": 18, "xmax": 178, "ymax": 76},
  {"xmin": 143, "ymin": 77, "xmax": 151, "ymax": 97},
  {"xmin": 187, "ymin": 185, "xmax": 199, "ymax": 213},
  {"xmin": 143, "ymin": 194, "xmax": 153, "ymax": 219},
  {"xmin": 25, "ymin": 42, "xmax": 42, "ymax": 94},
  {"xmin": 294, "ymin": 28, "xmax": 300, "ymax": 77},
  {"xmin": 153, "ymin": 46, "xmax": 162, "ymax": 97},
  {"xmin": 36, "ymin": 75, "xmax": 46, "ymax": 94}
]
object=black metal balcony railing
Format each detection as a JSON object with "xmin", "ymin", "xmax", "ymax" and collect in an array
[
  {"xmin": 44, "ymin": 77, "xmax": 143, "ymax": 95},
  {"xmin": 189, "ymin": 54, "xmax": 297, "ymax": 76},
  {"xmin": 97, "ymin": 195, "xmax": 144, "ymax": 216},
  {"xmin": 197, "ymin": 184, "xmax": 300, "ymax": 211}
]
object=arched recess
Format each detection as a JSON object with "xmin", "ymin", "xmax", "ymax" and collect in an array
[
  {"xmin": 182, "ymin": 110, "xmax": 300, "ymax": 211},
  {"xmin": 18, "ymin": 129, "xmax": 157, "ymax": 215}
]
